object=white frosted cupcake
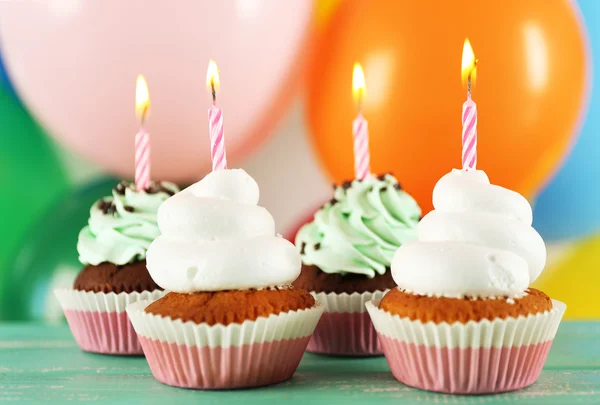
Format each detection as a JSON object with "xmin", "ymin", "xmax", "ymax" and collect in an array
[
  {"xmin": 367, "ymin": 169, "xmax": 566, "ymax": 394},
  {"xmin": 127, "ymin": 169, "xmax": 324, "ymax": 389}
]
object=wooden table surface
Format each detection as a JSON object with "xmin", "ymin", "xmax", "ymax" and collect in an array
[{"xmin": 0, "ymin": 322, "xmax": 599, "ymax": 404}]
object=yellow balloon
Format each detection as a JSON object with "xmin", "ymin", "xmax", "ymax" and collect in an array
[{"xmin": 533, "ymin": 234, "xmax": 600, "ymax": 319}]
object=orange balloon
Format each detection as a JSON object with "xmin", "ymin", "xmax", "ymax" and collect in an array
[{"xmin": 306, "ymin": 0, "xmax": 588, "ymax": 212}]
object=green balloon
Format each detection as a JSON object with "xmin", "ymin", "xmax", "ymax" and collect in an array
[
  {"xmin": 0, "ymin": 177, "xmax": 117, "ymax": 321},
  {"xmin": 0, "ymin": 88, "xmax": 70, "ymax": 286}
]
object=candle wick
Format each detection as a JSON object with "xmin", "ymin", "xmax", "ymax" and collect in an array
[
  {"xmin": 467, "ymin": 74, "xmax": 472, "ymax": 99},
  {"xmin": 140, "ymin": 105, "xmax": 148, "ymax": 126},
  {"xmin": 211, "ymin": 78, "xmax": 216, "ymax": 104},
  {"xmin": 357, "ymin": 93, "xmax": 363, "ymax": 116}
]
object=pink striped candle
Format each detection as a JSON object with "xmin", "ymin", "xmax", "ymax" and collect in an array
[
  {"xmin": 352, "ymin": 113, "xmax": 370, "ymax": 180},
  {"xmin": 135, "ymin": 75, "xmax": 151, "ymax": 190},
  {"xmin": 206, "ymin": 60, "xmax": 227, "ymax": 171},
  {"xmin": 462, "ymin": 95, "xmax": 477, "ymax": 170},
  {"xmin": 352, "ymin": 63, "xmax": 370, "ymax": 180},
  {"xmin": 135, "ymin": 128, "xmax": 150, "ymax": 190},
  {"xmin": 461, "ymin": 39, "xmax": 478, "ymax": 171}
]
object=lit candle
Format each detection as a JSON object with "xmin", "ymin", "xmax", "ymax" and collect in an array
[
  {"xmin": 352, "ymin": 63, "xmax": 370, "ymax": 180},
  {"xmin": 206, "ymin": 60, "xmax": 227, "ymax": 171},
  {"xmin": 461, "ymin": 39, "xmax": 478, "ymax": 170},
  {"xmin": 135, "ymin": 75, "xmax": 151, "ymax": 191}
]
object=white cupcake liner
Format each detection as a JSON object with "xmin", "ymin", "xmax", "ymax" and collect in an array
[
  {"xmin": 366, "ymin": 297, "xmax": 566, "ymax": 393},
  {"xmin": 126, "ymin": 299, "xmax": 325, "ymax": 389},
  {"xmin": 127, "ymin": 299, "xmax": 324, "ymax": 347},
  {"xmin": 311, "ymin": 290, "xmax": 388, "ymax": 313},
  {"xmin": 54, "ymin": 289, "xmax": 165, "ymax": 313},
  {"xmin": 366, "ymin": 298, "xmax": 565, "ymax": 349},
  {"xmin": 54, "ymin": 289, "xmax": 165, "ymax": 355}
]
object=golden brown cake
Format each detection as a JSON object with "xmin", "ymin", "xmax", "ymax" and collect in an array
[
  {"xmin": 379, "ymin": 288, "xmax": 552, "ymax": 324},
  {"xmin": 145, "ymin": 287, "xmax": 316, "ymax": 326}
]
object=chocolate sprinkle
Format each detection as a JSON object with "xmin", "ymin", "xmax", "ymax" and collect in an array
[
  {"xmin": 113, "ymin": 181, "xmax": 128, "ymax": 195},
  {"xmin": 147, "ymin": 182, "xmax": 176, "ymax": 196},
  {"xmin": 314, "ymin": 243, "xmax": 321, "ymax": 250},
  {"xmin": 394, "ymin": 183, "xmax": 402, "ymax": 190},
  {"xmin": 300, "ymin": 242, "xmax": 307, "ymax": 255},
  {"xmin": 329, "ymin": 198, "xmax": 338, "ymax": 206},
  {"xmin": 380, "ymin": 187, "xmax": 388, "ymax": 193},
  {"xmin": 342, "ymin": 180, "xmax": 352, "ymax": 190},
  {"xmin": 97, "ymin": 199, "xmax": 116, "ymax": 215},
  {"xmin": 368, "ymin": 186, "xmax": 374, "ymax": 192},
  {"xmin": 377, "ymin": 174, "xmax": 387, "ymax": 181},
  {"xmin": 124, "ymin": 205, "xmax": 135, "ymax": 213}
]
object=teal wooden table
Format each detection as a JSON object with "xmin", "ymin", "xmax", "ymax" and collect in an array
[{"xmin": 0, "ymin": 322, "xmax": 599, "ymax": 404}]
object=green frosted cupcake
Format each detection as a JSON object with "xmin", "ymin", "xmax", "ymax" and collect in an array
[
  {"xmin": 55, "ymin": 180, "xmax": 179, "ymax": 355},
  {"xmin": 293, "ymin": 173, "xmax": 420, "ymax": 355}
]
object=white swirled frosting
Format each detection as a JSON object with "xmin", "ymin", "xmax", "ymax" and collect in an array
[
  {"xmin": 391, "ymin": 169, "xmax": 546, "ymax": 298},
  {"xmin": 147, "ymin": 169, "xmax": 301, "ymax": 293}
]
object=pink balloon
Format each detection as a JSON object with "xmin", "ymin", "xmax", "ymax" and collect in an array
[{"xmin": 0, "ymin": 1, "xmax": 312, "ymax": 182}]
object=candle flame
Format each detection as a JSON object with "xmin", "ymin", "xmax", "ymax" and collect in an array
[
  {"xmin": 461, "ymin": 39, "xmax": 477, "ymax": 86},
  {"xmin": 352, "ymin": 63, "xmax": 366, "ymax": 104},
  {"xmin": 135, "ymin": 75, "xmax": 150, "ymax": 122},
  {"xmin": 206, "ymin": 60, "xmax": 220, "ymax": 94}
]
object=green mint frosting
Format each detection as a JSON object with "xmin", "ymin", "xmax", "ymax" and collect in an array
[
  {"xmin": 77, "ymin": 181, "xmax": 179, "ymax": 266},
  {"xmin": 296, "ymin": 174, "xmax": 421, "ymax": 278}
]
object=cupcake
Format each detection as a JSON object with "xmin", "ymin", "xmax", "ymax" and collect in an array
[
  {"xmin": 55, "ymin": 180, "xmax": 179, "ymax": 355},
  {"xmin": 126, "ymin": 169, "xmax": 324, "ymax": 389},
  {"xmin": 366, "ymin": 169, "xmax": 566, "ymax": 394},
  {"xmin": 294, "ymin": 173, "xmax": 421, "ymax": 355}
]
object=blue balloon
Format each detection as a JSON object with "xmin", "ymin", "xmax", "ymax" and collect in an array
[
  {"xmin": 533, "ymin": 0, "xmax": 600, "ymax": 242},
  {"xmin": 0, "ymin": 44, "xmax": 19, "ymax": 101}
]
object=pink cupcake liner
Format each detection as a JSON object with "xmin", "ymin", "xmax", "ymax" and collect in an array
[
  {"xmin": 366, "ymin": 298, "xmax": 566, "ymax": 394},
  {"xmin": 307, "ymin": 311, "xmax": 380, "ymax": 355},
  {"xmin": 308, "ymin": 290, "xmax": 386, "ymax": 356},
  {"xmin": 139, "ymin": 335, "xmax": 311, "ymax": 389},
  {"xmin": 63, "ymin": 310, "xmax": 142, "ymax": 355},
  {"xmin": 127, "ymin": 299, "xmax": 325, "ymax": 389},
  {"xmin": 55, "ymin": 289, "xmax": 164, "ymax": 355},
  {"xmin": 379, "ymin": 336, "xmax": 553, "ymax": 394}
]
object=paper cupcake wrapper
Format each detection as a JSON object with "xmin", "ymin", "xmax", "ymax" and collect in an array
[
  {"xmin": 54, "ymin": 289, "xmax": 164, "ymax": 355},
  {"xmin": 366, "ymin": 298, "xmax": 566, "ymax": 394},
  {"xmin": 307, "ymin": 290, "xmax": 386, "ymax": 356},
  {"xmin": 127, "ymin": 299, "xmax": 325, "ymax": 389}
]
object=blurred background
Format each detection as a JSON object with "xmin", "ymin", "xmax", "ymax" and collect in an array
[{"xmin": 0, "ymin": 0, "xmax": 598, "ymax": 321}]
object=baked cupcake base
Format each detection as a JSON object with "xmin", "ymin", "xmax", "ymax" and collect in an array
[
  {"xmin": 74, "ymin": 260, "xmax": 162, "ymax": 293},
  {"xmin": 127, "ymin": 295, "xmax": 324, "ymax": 389},
  {"xmin": 380, "ymin": 288, "xmax": 553, "ymax": 323},
  {"xmin": 145, "ymin": 288, "xmax": 315, "ymax": 325},
  {"xmin": 293, "ymin": 265, "xmax": 396, "ymax": 356},
  {"xmin": 366, "ymin": 293, "xmax": 566, "ymax": 394}
]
